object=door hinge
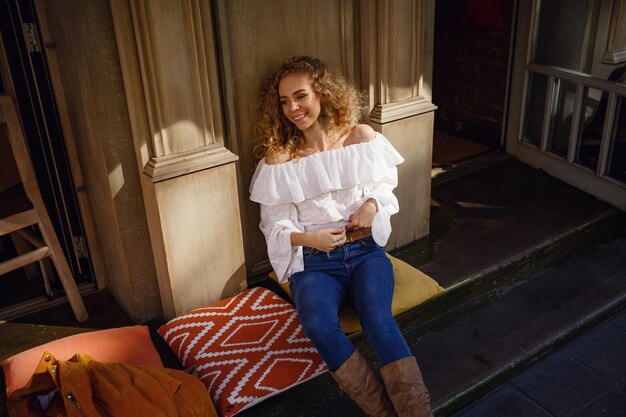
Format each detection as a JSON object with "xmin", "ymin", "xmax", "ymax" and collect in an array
[
  {"xmin": 73, "ymin": 236, "xmax": 88, "ymax": 259},
  {"xmin": 22, "ymin": 23, "xmax": 41, "ymax": 53}
]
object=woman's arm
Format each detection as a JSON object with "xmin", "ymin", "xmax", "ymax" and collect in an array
[
  {"xmin": 261, "ymin": 203, "xmax": 347, "ymax": 252},
  {"xmin": 259, "ymin": 203, "xmax": 348, "ymax": 279},
  {"xmin": 353, "ymin": 166, "xmax": 400, "ymax": 247},
  {"xmin": 291, "ymin": 228, "xmax": 347, "ymax": 252},
  {"xmin": 259, "ymin": 202, "xmax": 303, "ymax": 281},
  {"xmin": 346, "ymin": 198, "xmax": 378, "ymax": 231}
]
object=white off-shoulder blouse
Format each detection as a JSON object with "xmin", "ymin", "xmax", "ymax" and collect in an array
[{"xmin": 249, "ymin": 133, "xmax": 404, "ymax": 283}]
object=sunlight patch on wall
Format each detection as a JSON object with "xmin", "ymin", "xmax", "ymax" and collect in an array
[{"xmin": 108, "ymin": 162, "xmax": 125, "ymax": 198}]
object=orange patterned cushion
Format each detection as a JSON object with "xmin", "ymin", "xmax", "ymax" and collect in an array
[{"xmin": 158, "ymin": 287, "xmax": 327, "ymax": 416}]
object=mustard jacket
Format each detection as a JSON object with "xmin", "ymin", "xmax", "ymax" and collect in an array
[{"xmin": 8, "ymin": 352, "xmax": 217, "ymax": 417}]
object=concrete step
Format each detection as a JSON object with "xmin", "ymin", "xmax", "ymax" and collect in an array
[
  {"xmin": 240, "ymin": 158, "xmax": 626, "ymax": 417},
  {"xmin": 390, "ymin": 158, "xmax": 626, "ymax": 357},
  {"xmin": 397, "ymin": 157, "xmax": 623, "ymax": 289},
  {"xmin": 394, "ymin": 207, "xmax": 626, "ymax": 340},
  {"xmin": 240, "ymin": 226, "xmax": 626, "ymax": 417},
  {"xmin": 411, "ymin": 231, "xmax": 626, "ymax": 416}
]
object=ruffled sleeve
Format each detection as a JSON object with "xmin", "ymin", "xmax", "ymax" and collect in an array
[
  {"xmin": 359, "ymin": 165, "xmax": 399, "ymax": 247},
  {"xmin": 258, "ymin": 202, "xmax": 303, "ymax": 283}
]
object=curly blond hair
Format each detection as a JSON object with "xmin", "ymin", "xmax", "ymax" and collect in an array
[{"xmin": 253, "ymin": 56, "xmax": 365, "ymax": 161}]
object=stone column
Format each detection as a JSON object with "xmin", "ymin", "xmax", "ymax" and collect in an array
[
  {"xmin": 361, "ymin": 0, "xmax": 437, "ymax": 248},
  {"xmin": 602, "ymin": 0, "xmax": 626, "ymax": 64},
  {"xmin": 110, "ymin": 0, "xmax": 246, "ymax": 318}
]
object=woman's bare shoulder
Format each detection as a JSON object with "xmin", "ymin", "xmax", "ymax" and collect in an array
[
  {"xmin": 346, "ymin": 124, "xmax": 376, "ymax": 145},
  {"xmin": 265, "ymin": 149, "xmax": 291, "ymax": 165}
]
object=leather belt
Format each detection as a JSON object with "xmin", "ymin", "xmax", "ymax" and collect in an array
[
  {"xmin": 303, "ymin": 228, "xmax": 373, "ymax": 254},
  {"xmin": 345, "ymin": 227, "xmax": 372, "ymax": 243}
]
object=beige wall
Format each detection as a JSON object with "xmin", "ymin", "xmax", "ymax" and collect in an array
[
  {"xmin": 364, "ymin": 0, "xmax": 436, "ymax": 251},
  {"xmin": 218, "ymin": 0, "xmax": 436, "ymax": 276},
  {"xmin": 110, "ymin": 0, "xmax": 246, "ymax": 319},
  {"xmin": 36, "ymin": 0, "xmax": 161, "ymax": 321},
  {"xmin": 371, "ymin": 114, "xmax": 434, "ymax": 247},
  {"xmin": 214, "ymin": 0, "xmax": 358, "ymax": 276},
  {"xmin": 32, "ymin": 0, "xmax": 435, "ymax": 321}
]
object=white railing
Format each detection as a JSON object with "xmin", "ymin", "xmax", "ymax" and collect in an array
[{"xmin": 524, "ymin": 63, "xmax": 625, "ymax": 184}]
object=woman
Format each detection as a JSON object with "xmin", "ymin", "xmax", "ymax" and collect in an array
[{"xmin": 249, "ymin": 56, "xmax": 433, "ymax": 417}]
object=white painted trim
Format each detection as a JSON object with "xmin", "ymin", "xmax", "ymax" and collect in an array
[{"xmin": 506, "ymin": 0, "xmax": 626, "ymax": 211}]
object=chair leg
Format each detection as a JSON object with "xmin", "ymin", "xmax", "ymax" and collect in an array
[
  {"xmin": 10, "ymin": 232, "xmax": 40, "ymax": 279},
  {"xmin": 38, "ymin": 219, "xmax": 88, "ymax": 322},
  {"xmin": 49, "ymin": 250, "xmax": 88, "ymax": 322}
]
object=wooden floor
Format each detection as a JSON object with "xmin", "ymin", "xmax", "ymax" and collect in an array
[
  {"xmin": 432, "ymin": 130, "xmax": 492, "ymax": 168},
  {"xmin": 0, "ymin": 289, "xmax": 132, "ymax": 363}
]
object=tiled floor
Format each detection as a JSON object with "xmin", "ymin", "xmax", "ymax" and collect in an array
[
  {"xmin": 451, "ymin": 310, "xmax": 626, "ymax": 417},
  {"xmin": 0, "ymin": 290, "xmax": 132, "ymax": 362}
]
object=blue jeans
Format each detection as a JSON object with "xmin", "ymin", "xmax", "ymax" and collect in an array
[{"xmin": 289, "ymin": 236, "xmax": 412, "ymax": 371}]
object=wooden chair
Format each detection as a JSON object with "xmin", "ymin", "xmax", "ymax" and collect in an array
[{"xmin": 0, "ymin": 94, "xmax": 88, "ymax": 322}]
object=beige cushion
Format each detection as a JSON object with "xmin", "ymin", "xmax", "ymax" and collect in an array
[{"xmin": 269, "ymin": 253, "xmax": 444, "ymax": 334}]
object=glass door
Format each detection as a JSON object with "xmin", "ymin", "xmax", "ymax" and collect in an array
[{"xmin": 506, "ymin": 0, "xmax": 626, "ymax": 210}]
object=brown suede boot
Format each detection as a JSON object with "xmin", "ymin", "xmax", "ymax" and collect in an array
[
  {"xmin": 330, "ymin": 350, "xmax": 396, "ymax": 417},
  {"xmin": 380, "ymin": 356, "xmax": 433, "ymax": 417}
]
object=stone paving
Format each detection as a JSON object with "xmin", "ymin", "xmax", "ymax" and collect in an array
[{"xmin": 450, "ymin": 309, "xmax": 626, "ymax": 417}]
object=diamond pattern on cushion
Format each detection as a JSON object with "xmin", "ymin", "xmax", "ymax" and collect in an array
[{"xmin": 158, "ymin": 287, "xmax": 327, "ymax": 416}]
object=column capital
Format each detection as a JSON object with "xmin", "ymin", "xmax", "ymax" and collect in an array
[
  {"xmin": 111, "ymin": 0, "xmax": 233, "ymax": 182},
  {"xmin": 144, "ymin": 144, "xmax": 238, "ymax": 183}
]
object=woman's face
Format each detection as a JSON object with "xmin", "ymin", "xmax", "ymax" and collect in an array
[{"xmin": 278, "ymin": 72, "xmax": 321, "ymax": 132}]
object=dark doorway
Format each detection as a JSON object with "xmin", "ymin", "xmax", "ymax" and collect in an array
[
  {"xmin": 0, "ymin": 0, "xmax": 95, "ymax": 316},
  {"xmin": 432, "ymin": 0, "xmax": 513, "ymax": 168}
]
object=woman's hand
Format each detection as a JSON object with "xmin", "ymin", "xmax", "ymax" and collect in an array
[
  {"xmin": 291, "ymin": 228, "xmax": 347, "ymax": 252},
  {"xmin": 346, "ymin": 199, "xmax": 378, "ymax": 231}
]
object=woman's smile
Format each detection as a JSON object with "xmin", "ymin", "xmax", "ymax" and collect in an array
[
  {"xmin": 278, "ymin": 72, "xmax": 321, "ymax": 131},
  {"xmin": 293, "ymin": 112, "xmax": 308, "ymax": 122}
]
